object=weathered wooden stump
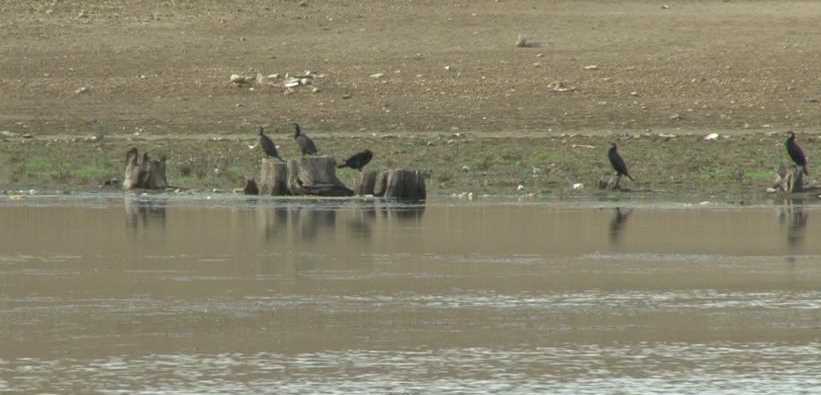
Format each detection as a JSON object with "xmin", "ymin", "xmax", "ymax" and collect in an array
[
  {"xmin": 383, "ymin": 169, "xmax": 426, "ymax": 201},
  {"xmin": 373, "ymin": 171, "xmax": 390, "ymax": 197},
  {"xmin": 355, "ymin": 170, "xmax": 379, "ymax": 196},
  {"xmin": 773, "ymin": 163, "xmax": 806, "ymax": 193},
  {"xmin": 258, "ymin": 159, "xmax": 289, "ymax": 195},
  {"xmin": 287, "ymin": 156, "xmax": 353, "ymax": 197},
  {"xmin": 243, "ymin": 177, "xmax": 259, "ymax": 195},
  {"xmin": 598, "ymin": 174, "xmax": 624, "ymax": 191},
  {"xmin": 122, "ymin": 148, "xmax": 168, "ymax": 190}
]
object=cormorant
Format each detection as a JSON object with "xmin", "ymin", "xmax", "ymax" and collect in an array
[
  {"xmin": 293, "ymin": 123, "xmax": 318, "ymax": 156},
  {"xmin": 786, "ymin": 131, "xmax": 809, "ymax": 176},
  {"xmin": 338, "ymin": 149, "xmax": 373, "ymax": 171},
  {"xmin": 608, "ymin": 143, "xmax": 634, "ymax": 181},
  {"xmin": 258, "ymin": 127, "xmax": 280, "ymax": 159}
]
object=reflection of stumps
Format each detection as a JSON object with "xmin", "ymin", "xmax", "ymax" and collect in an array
[
  {"xmin": 774, "ymin": 163, "xmax": 805, "ymax": 193},
  {"xmin": 122, "ymin": 148, "xmax": 168, "ymax": 190},
  {"xmin": 287, "ymin": 156, "xmax": 354, "ymax": 196},
  {"xmin": 356, "ymin": 170, "xmax": 379, "ymax": 195},
  {"xmin": 259, "ymin": 159, "xmax": 289, "ymax": 195},
  {"xmin": 384, "ymin": 169, "xmax": 426, "ymax": 200}
]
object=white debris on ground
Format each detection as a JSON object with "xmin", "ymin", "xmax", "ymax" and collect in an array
[
  {"xmin": 704, "ymin": 133, "xmax": 719, "ymax": 141},
  {"xmin": 229, "ymin": 70, "xmax": 325, "ymax": 94}
]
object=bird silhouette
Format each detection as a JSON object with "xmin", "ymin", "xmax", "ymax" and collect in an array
[
  {"xmin": 258, "ymin": 127, "xmax": 280, "ymax": 160},
  {"xmin": 786, "ymin": 131, "xmax": 809, "ymax": 176},
  {"xmin": 338, "ymin": 149, "xmax": 373, "ymax": 171},
  {"xmin": 608, "ymin": 143, "xmax": 634, "ymax": 181},
  {"xmin": 293, "ymin": 123, "xmax": 318, "ymax": 156}
]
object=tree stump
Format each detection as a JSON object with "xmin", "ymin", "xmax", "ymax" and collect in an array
[
  {"xmin": 122, "ymin": 148, "xmax": 168, "ymax": 190},
  {"xmin": 598, "ymin": 174, "xmax": 627, "ymax": 191},
  {"xmin": 774, "ymin": 163, "xmax": 806, "ymax": 193},
  {"xmin": 259, "ymin": 159, "xmax": 289, "ymax": 195},
  {"xmin": 243, "ymin": 177, "xmax": 259, "ymax": 195},
  {"xmin": 287, "ymin": 156, "xmax": 353, "ymax": 197},
  {"xmin": 384, "ymin": 169, "xmax": 426, "ymax": 201},
  {"xmin": 373, "ymin": 171, "xmax": 390, "ymax": 197},
  {"xmin": 355, "ymin": 170, "xmax": 379, "ymax": 196}
]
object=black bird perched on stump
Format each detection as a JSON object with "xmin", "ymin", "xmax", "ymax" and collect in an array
[
  {"xmin": 293, "ymin": 123, "xmax": 318, "ymax": 156},
  {"xmin": 338, "ymin": 149, "xmax": 373, "ymax": 171},
  {"xmin": 786, "ymin": 131, "xmax": 809, "ymax": 176},
  {"xmin": 258, "ymin": 127, "xmax": 280, "ymax": 160},
  {"xmin": 608, "ymin": 143, "xmax": 634, "ymax": 182}
]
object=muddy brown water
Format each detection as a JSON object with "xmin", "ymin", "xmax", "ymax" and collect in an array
[{"xmin": 1, "ymin": 195, "xmax": 821, "ymax": 394}]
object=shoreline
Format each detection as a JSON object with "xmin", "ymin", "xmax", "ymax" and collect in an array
[{"xmin": 0, "ymin": 131, "xmax": 816, "ymax": 201}]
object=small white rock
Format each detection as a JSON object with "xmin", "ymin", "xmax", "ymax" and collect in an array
[
  {"xmin": 461, "ymin": 165, "xmax": 470, "ymax": 172},
  {"xmin": 704, "ymin": 132, "xmax": 719, "ymax": 141},
  {"xmin": 369, "ymin": 73, "xmax": 385, "ymax": 79},
  {"xmin": 74, "ymin": 86, "xmax": 90, "ymax": 94},
  {"xmin": 766, "ymin": 188, "xmax": 778, "ymax": 193},
  {"xmin": 516, "ymin": 184, "xmax": 525, "ymax": 192},
  {"xmin": 572, "ymin": 183, "xmax": 584, "ymax": 190},
  {"xmin": 583, "ymin": 65, "xmax": 599, "ymax": 70}
]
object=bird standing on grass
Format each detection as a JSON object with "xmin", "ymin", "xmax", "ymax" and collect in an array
[
  {"xmin": 608, "ymin": 143, "xmax": 634, "ymax": 182},
  {"xmin": 338, "ymin": 149, "xmax": 373, "ymax": 171},
  {"xmin": 786, "ymin": 131, "xmax": 809, "ymax": 176},
  {"xmin": 293, "ymin": 123, "xmax": 318, "ymax": 156},
  {"xmin": 258, "ymin": 127, "xmax": 280, "ymax": 160}
]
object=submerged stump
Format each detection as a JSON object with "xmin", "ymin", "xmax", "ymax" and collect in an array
[
  {"xmin": 383, "ymin": 169, "xmax": 426, "ymax": 201},
  {"xmin": 774, "ymin": 163, "xmax": 806, "ymax": 193},
  {"xmin": 598, "ymin": 174, "xmax": 625, "ymax": 191},
  {"xmin": 122, "ymin": 148, "xmax": 168, "ymax": 190},
  {"xmin": 287, "ymin": 156, "xmax": 353, "ymax": 197},
  {"xmin": 373, "ymin": 171, "xmax": 390, "ymax": 197},
  {"xmin": 355, "ymin": 170, "xmax": 379, "ymax": 196},
  {"xmin": 259, "ymin": 159, "xmax": 289, "ymax": 195},
  {"xmin": 243, "ymin": 177, "xmax": 260, "ymax": 195}
]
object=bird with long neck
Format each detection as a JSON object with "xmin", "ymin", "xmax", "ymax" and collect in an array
[
  {"xmin": 785, "ymin": 131, "xmax": 809, "ymax": 176},
  {"xmin": 258, "ymin": 127, "xmax": 280, "ymax": 160},
  {"xmin": 293, "ymin": 123, "xmax": 318, "ymax": 156},
  {"xmin": 608, "ymin": 143, "xmax": 634, "ymax": 182}
]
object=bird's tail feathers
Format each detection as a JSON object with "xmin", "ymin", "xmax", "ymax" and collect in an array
[{"xmin": 337, "ymin": 163, "xmax": 348, "ymax": 169}]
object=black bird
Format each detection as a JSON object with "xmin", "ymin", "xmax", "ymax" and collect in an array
[
  {"xmin": 293, "ymin": 123, "xmax": 318, "ymax": 156},
  {"xmin": 608, "ymin": 143, "xmax": 634, "ymax": 181},
  {"xmin": 338, "ymin": 149, "xmax": 373, "ymax": 171},
  {"xmin": 258, "ymin": 127, "xmax": 280, "ymax": 160},
  {"xmin": 786, "ymin": 131, "xmax": 809, "ymax": 176}
]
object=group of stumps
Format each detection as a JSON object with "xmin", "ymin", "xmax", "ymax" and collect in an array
[
  {"xmin": 244, "ymin": 123, "xmax": 426, "ymax": 200},
  {"xmin": 122, "ymin": 123, "xmax": 426, "ymax": 200}
]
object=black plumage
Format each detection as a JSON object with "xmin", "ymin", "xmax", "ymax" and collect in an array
[
  {"xmin": 293, "ymin": 123, "xmax": 318, "ymax": 156},
  {"xmin": 608, "ymin": 143, "xmax": 634, "ymax": 181},
  {"xmin": 338, "ymin": 149, "xmax": 373, "ymax": 171},
  {"xmin": 786, "ymin": 131, "xmax": 809, "ymax": 176},
  {"xmin": 258, "ymin": 127, "xmax": 280, "ymax": 159}
]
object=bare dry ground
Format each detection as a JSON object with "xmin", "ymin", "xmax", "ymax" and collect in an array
[{"xmin": 1, "ymin": 0, "xmax": 821, "ymax": 194}]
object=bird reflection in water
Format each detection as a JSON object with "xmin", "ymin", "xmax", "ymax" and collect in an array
[
  {"xmin": 778, "ymin": 199, "xmax": 808, "ymax": 259},
  {"xmin": 608, "ymin": 207, "xmax": 633, "ymax": 246}
]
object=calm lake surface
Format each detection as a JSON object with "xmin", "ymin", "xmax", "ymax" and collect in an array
[{"xmin": 1, "ymin": 195, "xmax": 821, "ymax": 394}]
